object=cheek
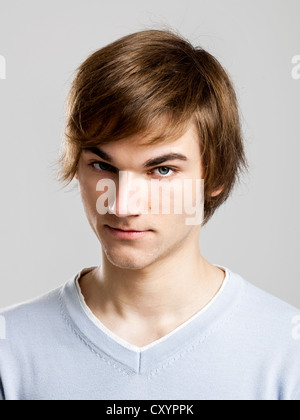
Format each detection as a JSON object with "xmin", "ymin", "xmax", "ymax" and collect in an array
[
  {"xmin": 155, "ymin": 182, "xmax": 195, "ymax": 217},
  {"xmin": 146, "ymin": 181, "xmax": 184, "ymax": 214},
  {"xmin": 79, "ymin": 179, "xmax": 99, "ymax": 210},
  {"xmin": 168, "ymin": 179, "xmax": 204, "ymax": 227}
]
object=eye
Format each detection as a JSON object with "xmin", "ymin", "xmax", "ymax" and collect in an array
[
  {"xmin": 89, "ymin": 161, "xmax": 178, "ymax": 178},
  {"xmin": 89, "ymin": 161, "xmax": 117, "ymax": 172},
  {"xmin": 150, "ymin": 166, "xmax": 178, "ymax": 177}
]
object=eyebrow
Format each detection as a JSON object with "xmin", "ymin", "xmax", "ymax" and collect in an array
[{"xmin": 82, "ymin": 147, "xmax": 189, "ymax": 168}]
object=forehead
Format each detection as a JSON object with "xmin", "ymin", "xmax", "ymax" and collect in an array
[{"xmin": 86, "ymin": 121, "xmax": 200, "ymax": 157}]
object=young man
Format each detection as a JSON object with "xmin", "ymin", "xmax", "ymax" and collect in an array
[{"xmin": 0, "ymin": 29, "xmax": 299, "ymax": 401}]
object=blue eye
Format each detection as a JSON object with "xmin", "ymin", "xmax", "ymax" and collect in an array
[{"xmin": 153, "ymin": 166, "xmax": 174, "ymax": 177}]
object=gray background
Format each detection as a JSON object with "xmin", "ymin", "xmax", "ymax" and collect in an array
[{"xmin": 0, "ymin": 0, "xmax": 299, "ymax": 309}]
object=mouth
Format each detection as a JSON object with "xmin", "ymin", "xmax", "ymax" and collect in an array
[
  {"xmin": 105, "ymin": 225, "xmax": 152, "ymax": 240},
  {"xmin": 106, "ymin": 224, "xmax": 151, "ymax": 232}
]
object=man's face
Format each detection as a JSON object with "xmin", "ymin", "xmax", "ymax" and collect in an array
[{"xmin": 75, "ymin": 122, "xmax": 204, "ymax": 270}]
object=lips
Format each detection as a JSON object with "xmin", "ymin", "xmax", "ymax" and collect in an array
[
  {"xmin": 105, "ymin": 225, "xmax": 152, "ymax": 240},
  {"xmin": 107, "ymin": 225, "xmax": 147, "ymax": 232}
]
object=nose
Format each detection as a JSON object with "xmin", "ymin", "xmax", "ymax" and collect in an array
[{"xmin": 108, "ymin": 171, "xmax": 148, "ymax": 217}]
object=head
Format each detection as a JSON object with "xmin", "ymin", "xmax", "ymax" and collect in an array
[{"xmin": 56, "ymin": 28, "xmax": 248, "ymax": 269}]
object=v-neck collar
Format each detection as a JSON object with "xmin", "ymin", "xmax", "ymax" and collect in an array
[{"xmin": 60, "ymin": 264, "xmax": 244, "ymax": 374}]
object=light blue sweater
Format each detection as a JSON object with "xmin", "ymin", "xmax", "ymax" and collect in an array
[{"xmin": 0, "ymin": 265, "xmax": 299, "ymax": 400}]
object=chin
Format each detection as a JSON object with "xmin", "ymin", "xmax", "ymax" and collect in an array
[{"xmin": 103, "ymin": 247, "xmax": 157, "ymax": 271}]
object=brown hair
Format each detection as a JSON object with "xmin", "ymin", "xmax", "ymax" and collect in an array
[{"xmin": 56, "ymin": 28, "xmax": 249, "ymax": 226}]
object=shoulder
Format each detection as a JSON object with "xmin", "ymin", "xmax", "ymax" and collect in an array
[
  {"xmin": 228, "ymin": 268, "xmax": 300, "ymax": 355},
  {"xmin": 235, "ymin": 274, "xmax": 300, "ymax": 360},
  {"xmin": 0, "ymin": 285, "xmax": 65, "ymax": 342},
  {"xmin": 0, "ymin": 284, "xmax": 64, "ymax": 316},
  {"xmin": 221, "ymin": 267, "xmax": 300, "ymax": 334},
  {"xmin": 240, "ymin": 276, "xmax": 300, "ymax": 324},
  {"xmin": 230, "ymin": 271, "xmax": 300, "ymax": 399}
]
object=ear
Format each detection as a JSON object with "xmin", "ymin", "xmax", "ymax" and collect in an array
[{"xmin": 211, "ymin": 185, "xmax": 224, "ymax": 197}]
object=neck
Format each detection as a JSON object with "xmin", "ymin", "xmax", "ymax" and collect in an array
[{"xmin": 79, "ymin": 242, "xmax": 225, "ymax": 326}]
